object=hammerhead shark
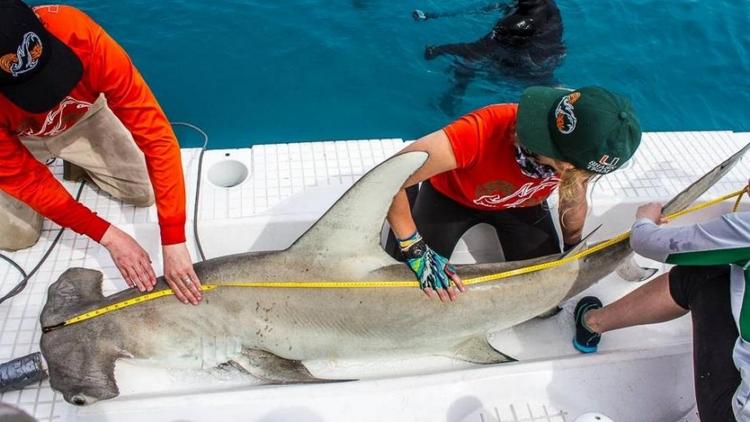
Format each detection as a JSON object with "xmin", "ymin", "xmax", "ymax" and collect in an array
[{"xmin": 11, "ymin": 143, "xmax": 747, "ymax": 406}]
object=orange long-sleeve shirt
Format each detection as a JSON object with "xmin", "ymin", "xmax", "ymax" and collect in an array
[{"xmin": 0, "ymin": 5, "xmax": 186, "ymax": 245}]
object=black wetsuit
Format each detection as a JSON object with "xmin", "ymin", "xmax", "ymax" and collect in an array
[
  {"xmin": 426, "ymin": 0, "xmax": 565, "ymax": 72},
  {"xmin": 425, "ymin": 0, "xmax": 564, "ymax": 115}
]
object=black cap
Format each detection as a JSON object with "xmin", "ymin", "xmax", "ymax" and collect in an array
[{"xmin": 0, "ymin": 0, "xmax": 82, "ymax": 113}]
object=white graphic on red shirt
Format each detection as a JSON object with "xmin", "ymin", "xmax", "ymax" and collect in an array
[
  {"xmin": 473, "ymin": 177, "xmax": 560, "ymax": 208},
  {"xmin": 33, "ymin": 5, "xmax": 61, "ymax": 14},
  {"xmin": 21, "ymin": 96, "xmax": 92, "ymax": 137}
]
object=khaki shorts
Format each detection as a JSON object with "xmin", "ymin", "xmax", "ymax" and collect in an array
[{"xmin": 0, "ymin": 95, "xmax": 154, "ymax": 251}]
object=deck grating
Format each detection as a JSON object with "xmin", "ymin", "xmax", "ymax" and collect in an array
[{"xmin": 0, "ymin": 133, "xmax": 747, "ymax": 420}]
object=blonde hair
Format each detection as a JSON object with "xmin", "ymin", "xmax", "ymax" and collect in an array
[
  {"xmin": 556, "ymin": 167, "xmax": 596, "ymax": 232},
  {"xmin": 558, "ymin": 167, "xmax": 595, "ymax": 203}
]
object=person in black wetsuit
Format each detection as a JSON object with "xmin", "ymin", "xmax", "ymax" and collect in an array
[
  {"xmin": 420, "ymin": 0, "xmax": 565, "ymax": 113},
  {"xmin": 425, "ymin": 0, "xmax": 564, "ymax": 69}
]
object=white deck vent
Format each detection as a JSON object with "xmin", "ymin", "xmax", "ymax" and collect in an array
[{"xmin": 207, "ymin": 159, "xmax": 249, "ymax": 188}]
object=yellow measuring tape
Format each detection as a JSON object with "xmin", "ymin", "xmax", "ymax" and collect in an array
[{"xmin": 45, "ymin": 188, "xmax": 747, "ymax": 331}]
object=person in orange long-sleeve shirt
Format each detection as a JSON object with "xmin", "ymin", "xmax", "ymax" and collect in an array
[{"xmin": 0, "ymin": 1, "xmax": 202, "ymax": 304}]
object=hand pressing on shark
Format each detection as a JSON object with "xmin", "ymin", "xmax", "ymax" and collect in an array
[
  {"xmin": 399, "ymin": 231, "xmax": 465, "ymax": 301},
  {"xmin": 100, "ymin": 225, "xmax": 157, "ymax": 293},
  {"xmin": 163, "ymin": 243, "xmax": 203, "ymax": 305},
  {"xmin": 100, "ymin": 226, "xmax": 202, "ymax": 304}
]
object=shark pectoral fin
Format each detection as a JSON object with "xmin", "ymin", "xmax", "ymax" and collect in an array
[
  {"xmin": 231, "ymin": 348, "xmax": 341, "ymax": 384},
  {"xmin": 616, "ymin": 254, "xmax": 658, "ymax": 282},
  {"xmin": 448, "ymin": 336, "xmax": 516, "ymax": 364}
]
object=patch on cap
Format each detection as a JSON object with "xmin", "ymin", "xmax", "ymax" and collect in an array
[
  {"xmin": 554, "ymin": 92, "xmax": 581, "ymax": 135},
  {"xmin": 586, "ymin": 154, "xmax": 621, "ymax": 174},
  {"xmin": 0, "ymin": 32, "xmax": 43, "ymax": 78}
]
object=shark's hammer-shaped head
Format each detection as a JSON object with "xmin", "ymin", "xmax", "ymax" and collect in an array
[
  {"xmin": 40, "ymin": 268, "xmax": 122, "ymax": 405},
  {"xmin": 42, "ymin": 330, "xmax": 120, "ymax": 406}
]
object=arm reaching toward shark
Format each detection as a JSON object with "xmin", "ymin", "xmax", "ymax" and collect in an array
[
  {"xmin": 631, "ymin": 203, "xmax": 750, "ymax": 266},
  {"xmin": 386, "ymin": 130, "xmax": 465, "ymax": 301},
  {"xmin": 398, "ymin": 232, "xmax": 461, "ymax": 301}
]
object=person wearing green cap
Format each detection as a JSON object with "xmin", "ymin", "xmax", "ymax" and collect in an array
[{"xmin": 385, "ymin": 85, "xmax": 641, "ymax": 302}]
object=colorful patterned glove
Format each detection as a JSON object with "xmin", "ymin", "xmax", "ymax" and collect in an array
[{"xmin": 398, "ymin": 232, "xmax": 456, "ymax": 291}]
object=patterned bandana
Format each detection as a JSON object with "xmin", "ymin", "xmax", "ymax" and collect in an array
[{"xmin": 515, "ymin": 144, "xmax": 557, "ymax": 179}]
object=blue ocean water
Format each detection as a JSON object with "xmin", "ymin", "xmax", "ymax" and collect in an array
[{"xmin": 30, "ymin": 0, "xmax": 750, "ymax": 148}]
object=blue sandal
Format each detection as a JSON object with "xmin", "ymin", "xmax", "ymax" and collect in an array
[{"xmin": 573, "ymin": 296, "xmax": 603, "ymax": 353}]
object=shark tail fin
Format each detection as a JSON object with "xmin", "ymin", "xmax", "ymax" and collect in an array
[
  {"xmin": 662, "ymin": 142, "xmax": 750, "ymax": 215},
  {"xmin": 40, "ymin": 268, "xmax": 105, "ymax": 328}
]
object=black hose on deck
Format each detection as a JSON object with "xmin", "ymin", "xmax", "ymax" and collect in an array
[
  {"xmin": 171, "ymin": 122, "xmax": 209, "ymax": 262},
  {"xmin": 0, "ymin": 352, "xmax": 47, "ymax": 393}
]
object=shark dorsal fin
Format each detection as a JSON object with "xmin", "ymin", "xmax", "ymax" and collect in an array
[{"xmin": 287, "ymin": 151, "xmax": 428, "ymax": 273}]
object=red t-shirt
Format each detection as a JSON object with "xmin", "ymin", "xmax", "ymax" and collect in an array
[
  {"xmin": 431, "ymin": 104, "xmax": 561, "ymax": 210},
  {"xmin": 0, "ymin": 5, "xmax": 186, "ymax": 244}
]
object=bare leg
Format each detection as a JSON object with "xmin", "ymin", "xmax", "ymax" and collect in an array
[
  {"xmin": 584, "ymin": 273, "xmax": 688, "ymax": 334},
  {"xmin": 580, "ymin": 266, "xmax": 739, "ymax": 420}
]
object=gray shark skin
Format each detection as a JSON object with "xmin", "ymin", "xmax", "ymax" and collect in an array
[{"xmin": 39, "ymin": 143, "xmax": 750, "ymax": 406}]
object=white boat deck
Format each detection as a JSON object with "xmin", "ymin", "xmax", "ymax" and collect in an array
[{"xmin": 0, "ymin": 131, "xmax": 748, "ymax": 421}]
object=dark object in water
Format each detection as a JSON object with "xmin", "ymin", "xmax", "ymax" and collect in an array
[
  {"xmin": 412, "ymin": 2, "xmax": 511, "ymax": 21},
  {"xmin": 421, "ymin": 0, "xmax": 566, "ymax": 114}
]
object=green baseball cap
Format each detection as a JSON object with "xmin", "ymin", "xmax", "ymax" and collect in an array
[{"xmin": 516, "ymin": 86, "xmax": 641, "ymax": 174}]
